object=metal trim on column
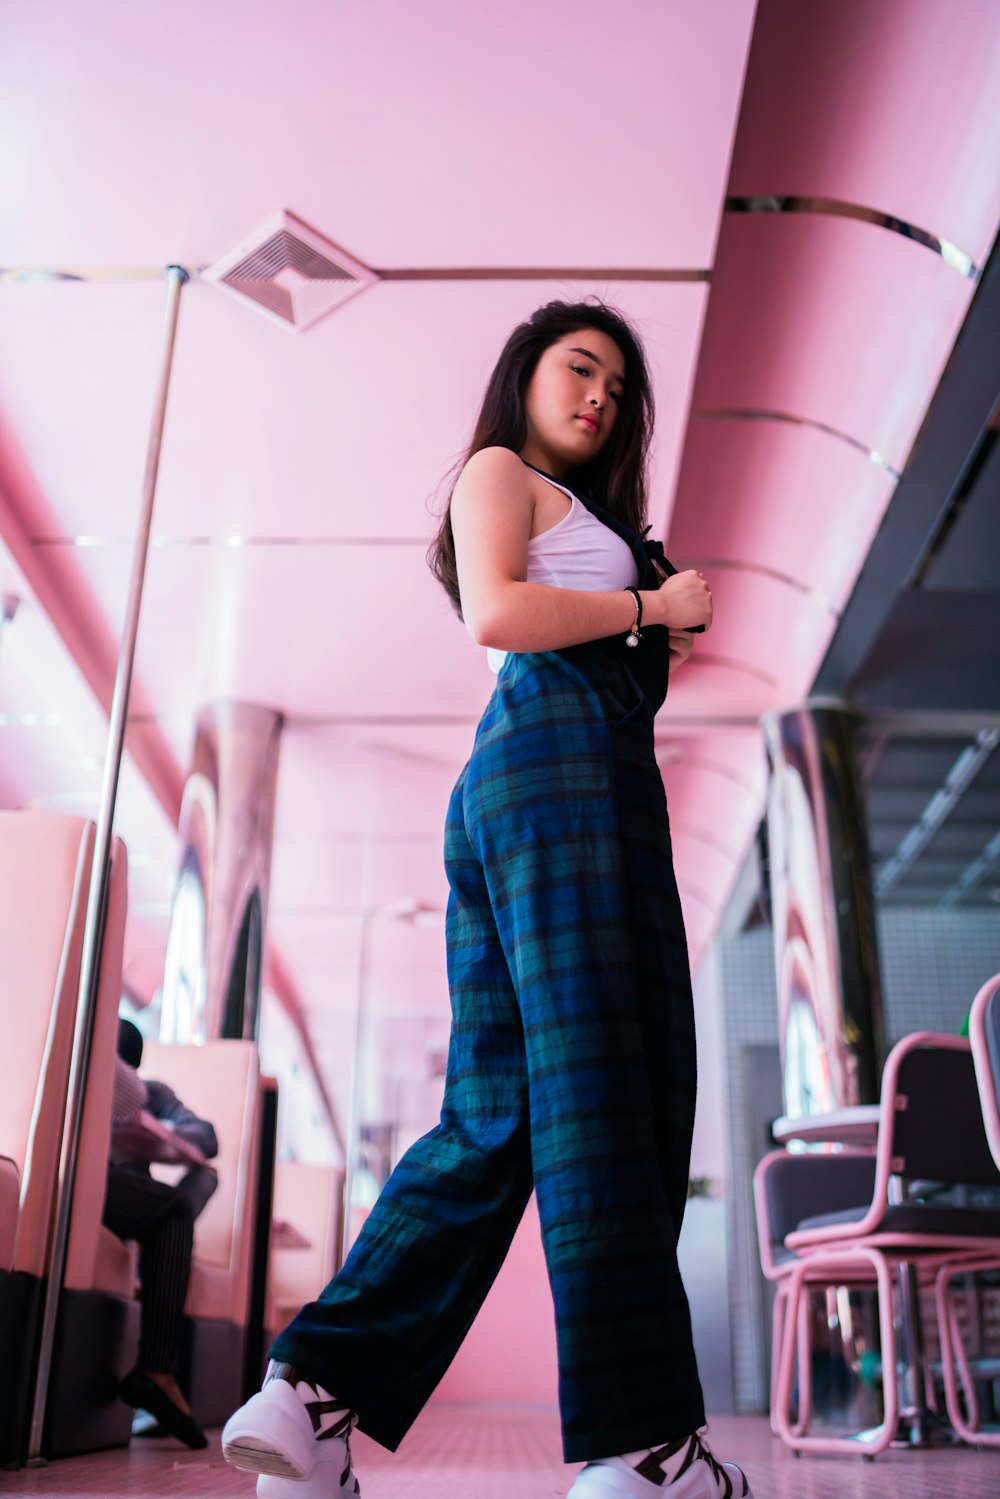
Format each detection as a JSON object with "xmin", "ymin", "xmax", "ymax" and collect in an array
[
  {"xmin": 26, "ymin": 265, "xmax": 190, "ymax": 1462},
  {"xmin": 762, "ymin": 699, "xmax": 886, "ymax": 1120}
]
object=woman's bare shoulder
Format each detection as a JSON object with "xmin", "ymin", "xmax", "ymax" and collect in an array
[{"xmin": 454, "ymin": 445, "xmax": 531, "ymax": 500}]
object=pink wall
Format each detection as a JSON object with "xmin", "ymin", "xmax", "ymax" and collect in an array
[{"xmin": 431, "ymin": 1195, "xmax": 558, "ymax": 1405}]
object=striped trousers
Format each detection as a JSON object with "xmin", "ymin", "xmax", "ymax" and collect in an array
[
  {"xmin": 103, "ymin": 1165, "xmax": 205, "ymax": 1376},
  {"xmin": 271, "ymin": 648, "xmax": 704, "ymax": 1461}
]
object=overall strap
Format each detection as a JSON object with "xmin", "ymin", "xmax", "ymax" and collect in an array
[{"xmin": 520, "ymin": 460, "xmax": 676, "ymax": 590}]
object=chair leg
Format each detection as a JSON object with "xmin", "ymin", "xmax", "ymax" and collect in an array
[
  {"xmin": 774, "ymin": 1261, "xmax": 804, "ymax": 1449},
  {"xmin": 774, "ymin": 1249, "xmax": 898, "ymax": 1457},
  {"xmin": 792, "ymin": 1288, "xmax": 813, "ymax": 1438},
  {"xmin": 769, "ymin": 1287, "xmax": 786, "ymax": 1435},
  {"xmin": 934, "ymin": 1260, "xmax": 1000, "ymax": 1447}
]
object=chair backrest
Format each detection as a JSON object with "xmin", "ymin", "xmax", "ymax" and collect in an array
[
  {"xmin": 969, "ymin": 972, "xmax": 1000, "ymax": 1172},
  {"xmin": 753, "ymin": 1148, "xmax": 877, "ymax": 1279},
  {"xmin": 143, "ymin": 1038, "xmax": 261, "ymax": 1320},
  {"xmin": 880, "ymin": 1031, "xmax": 1000, "ymax": 1190}
]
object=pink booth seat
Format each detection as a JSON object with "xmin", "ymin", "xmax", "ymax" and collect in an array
[
  {"xmin": 266, "ymin": 1162, "xmax": 343, "ymax": 1340},
  {"xmin": 0, "ymin": 812, "xmax": 95, "ymax": 1281},
  {"xmin": 142, "ymin": 1039, "xmax": 265, "ymax": 1425},
  {"xmin": 0, "ymin": 1157, "xmax": 19, "ymax": 1272},
  {"xmin": 0, "ymin": 811, "xmax": 135, "ymax": 1463}
]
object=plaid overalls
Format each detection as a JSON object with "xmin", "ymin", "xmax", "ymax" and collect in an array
[{"xmin": 271, "ymin": 503, "xmax": 705, "ymax": 1463}]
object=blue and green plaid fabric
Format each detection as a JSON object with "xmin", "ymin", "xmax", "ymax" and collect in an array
[{"xmin": 271, "ymin": 647, "xmax": 705, "ymax": 1462}]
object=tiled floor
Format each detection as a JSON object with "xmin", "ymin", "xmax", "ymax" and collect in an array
[{"xmin": 5, "ymin": 1405, "xmax": 998, "ymax": 1498}]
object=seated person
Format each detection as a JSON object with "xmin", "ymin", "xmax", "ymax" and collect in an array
[{"xmin": 105, "ymin": 1019, "xmax": 219, "ymax": 1448}]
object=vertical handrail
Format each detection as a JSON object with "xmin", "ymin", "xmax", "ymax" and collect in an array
[
  {"xmin": 26, "ymin": 266, "xmax": 189, "ymax": 1462},
  {"xmin": 341, "ymin": 828, "xmax": 374, "ymax": 1269}
]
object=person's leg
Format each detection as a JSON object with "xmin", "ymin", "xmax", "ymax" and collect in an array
[
  {"xmin": 103, "ymin": 1166, "xmax": 206, "ymax": 1448},
  {"xmin": 173, "ymin": 1163, "xmax": 219, "ymax": 1221},
  {"xmin": 259, "ymin": 764, "xmax": 534, "ymax": 1452},
  {"xmin": 103, "ymin": 1166, "xmax": 195, "ymax": 1379},
  {"xmin": 557, "ymin": 684, "xmax": 751, "ymax": 1494},
  {"xmin": 465, "ymin": 653, "xmax": 705, "ymax": 1465}
]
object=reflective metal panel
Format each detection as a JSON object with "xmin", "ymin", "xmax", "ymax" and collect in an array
[
  {"xmin": 161, "ymin": 701, "xmax": 282, "ymax": 1042},
  {"xmin": 763, "ymin": 703, "xmax": 885, "ymax": 1115},
  {"xmin": 725, "ymin": 195, "xmax": 979, "ymax": 280}
]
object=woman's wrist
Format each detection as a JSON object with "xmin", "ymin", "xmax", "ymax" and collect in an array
[{"xmin": 638, "ymin": 588, "xmax": 665, "ymax": 628}]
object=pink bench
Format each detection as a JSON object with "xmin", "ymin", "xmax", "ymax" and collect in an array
[
  {"xmin": 0, "ymin": 811, "xmax": 131, "ymax": 1462},
  {"xmin": 142, "ymin": 1038, "xmax": 267, "ymax": 1424}
]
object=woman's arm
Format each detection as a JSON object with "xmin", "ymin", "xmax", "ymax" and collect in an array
[{"xmin": 450, "ymin": 447, "xmax": 712, "ymax": 651}]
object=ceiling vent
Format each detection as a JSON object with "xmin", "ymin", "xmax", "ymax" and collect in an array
[{"xmin": 202, "ymin": 210, "xmax": 377, "ymax": 331}]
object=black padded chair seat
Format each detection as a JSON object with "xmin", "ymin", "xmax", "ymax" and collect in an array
[{"xmin": 796, "ymin": 1203, "xmax": 1000, "ymax": 1237}]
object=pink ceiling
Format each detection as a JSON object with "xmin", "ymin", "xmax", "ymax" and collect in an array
[
  {"xmin": 727, "ymin": 0, "xmax": 1000, "ymax": 258},
  {"xmin": 2, "ymin": 0, "xmax": 747, "ymax": 270},
  {"xmin": 2, "ymin": 0, "xmax": 1000, "ymax": 1147}
]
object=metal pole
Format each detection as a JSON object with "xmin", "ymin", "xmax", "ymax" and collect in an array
[
  {"xmin": 341, "ymin": 828, "xmax": 374, "ymax": 1269},
  {"xmin": 26, "ymin": 265, "xmax": 189, "ymax": 1462}
]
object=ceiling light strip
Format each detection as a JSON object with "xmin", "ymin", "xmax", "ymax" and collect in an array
[
  {"xmin": 874, "ymin": 729, "xmax": 1000, "ymax": 898},
  {"xmin": 125, "ymin": 711, "xmax": 481, "ymax": 727},
  {"xmin": 673, "ymin": 557, "xmax": 839, "ymax": 614},
  {"xmin": 289, "ymin": 714, "xmax": 481, "ymax": 726},
  {"xmin": 1, "ymin": 264, "xmax": 710, "ymax": 286},
  {"xmin": 33, "ymin": 535, "xmax": 429, "ymax": 549},
  {"xmin": 725, "ymin": 196, "xmax": 979, "ymax": 281},
  {"xmin": 940, "ymin": 827, "xmax": 1000, "ymax": 908},
  {"xmin": 692, "ymin": 409, "xmax": 901, "ymax": 478},
  {"xmin": 375, "ymin": 267, "xmax": 711, "ymax": 283},
  {"xmin": 273, "ymin": 831, "xmax": 440, "ymax": 845},
  {"xmin": 0, "ymin": 266, "xmax": 181, "ymax": 283}
]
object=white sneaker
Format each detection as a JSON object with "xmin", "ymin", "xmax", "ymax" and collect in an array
[
  {"xmin": 567, "ymin": 1429, "xmax": 752, "ymax": 1499},
  {"xmin": 222, "ymin": 1365, "xmax": 359, "ymax": 1497}
]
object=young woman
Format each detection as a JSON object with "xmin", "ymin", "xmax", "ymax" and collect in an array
[{"xmin": 222, "ymin": 302, "xmax": 753, "ymax": 1499}]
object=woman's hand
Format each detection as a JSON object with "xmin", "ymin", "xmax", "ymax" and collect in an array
[
  {"xmin": 646, "ymin": 569, "xmax": 713, "ymax": 632},
  {"xmin": 667, "ymin": 628, "xmax": 695, "ymax": 672}
]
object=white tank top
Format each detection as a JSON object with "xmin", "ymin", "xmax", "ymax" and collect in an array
[{"xmin": 486, "ymin": 469, "xmax": 638, "ymax": 673}]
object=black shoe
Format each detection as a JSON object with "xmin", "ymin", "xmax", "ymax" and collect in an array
[{"xmin": 119, "ymin": 1368, "xmax": 208, "ymax": 1450}]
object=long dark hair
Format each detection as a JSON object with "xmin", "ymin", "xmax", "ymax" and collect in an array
[{"xmin": 427, "ymin": 299, "xmax": 654, "ymax": 615}]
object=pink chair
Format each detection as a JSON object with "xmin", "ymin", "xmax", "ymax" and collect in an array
[
  {"xmin": 753, "ymin": 1148, "xmax": 877, "ymax": 1434},
  {"xmin": 969, "ymin": 970, "xmax": 1000, "ymax": 1171},
  {"xmin": 774, "ymin": 1031, "xmax": 1000, "ymax": 1457},
  {"xmin": 932, "ymin": 972, "xmax": 1000, "ymax": 1447}
]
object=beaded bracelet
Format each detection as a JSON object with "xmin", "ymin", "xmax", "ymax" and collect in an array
[{"xmin": 624, "ymin": 586, "xmax": 643, "ymax": 648}]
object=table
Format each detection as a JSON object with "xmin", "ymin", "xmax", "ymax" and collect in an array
[{"xmin": 772, "ymin": 1105, "xmax": 880, "ymax": 1148}]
